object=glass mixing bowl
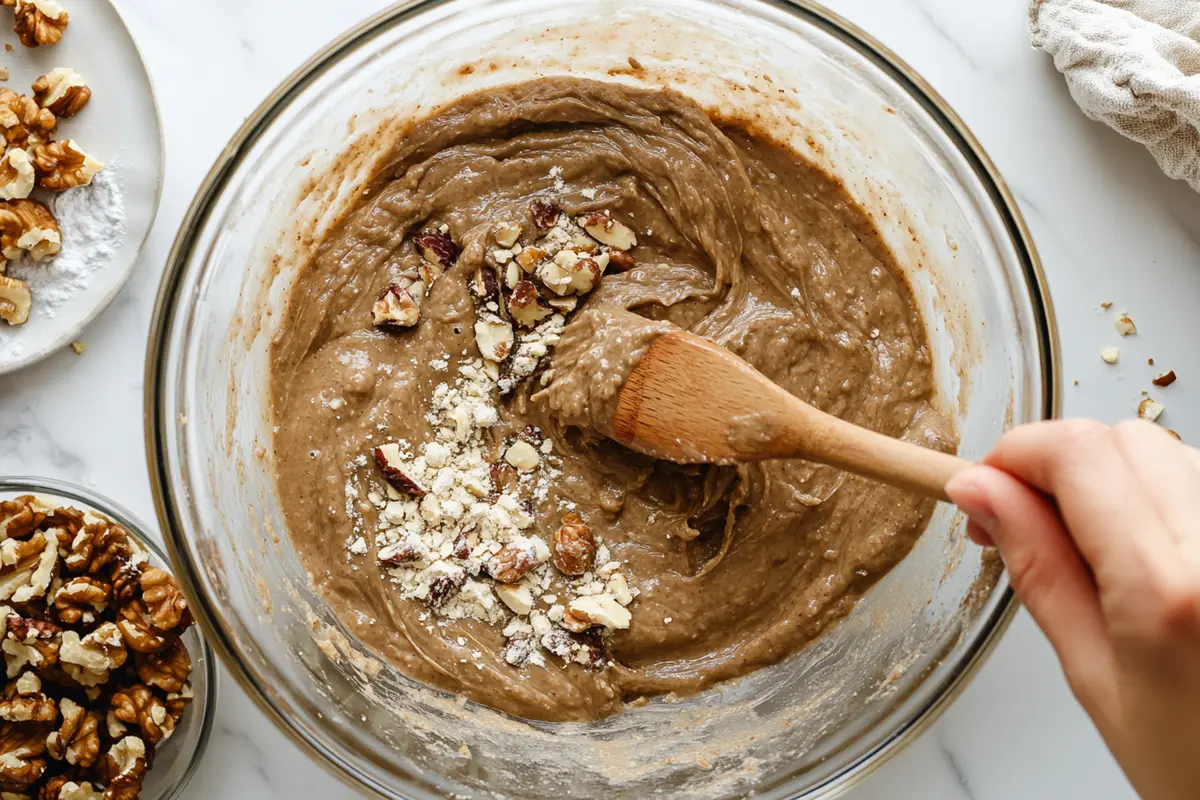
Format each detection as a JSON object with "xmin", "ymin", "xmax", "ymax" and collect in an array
[{"xmin": 145, "ymin": 0, "xmax": 1058, "ymax": 797}]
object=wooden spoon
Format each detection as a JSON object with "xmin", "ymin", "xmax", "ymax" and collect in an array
[{"xmin": 609, "ymin": 330, "xmax": 970, "ymax": 502}]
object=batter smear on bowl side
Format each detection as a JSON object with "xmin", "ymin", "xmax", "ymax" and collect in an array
[{"xmin": 269, "ymin": 78, "xmax": 955, "ymax": 722}]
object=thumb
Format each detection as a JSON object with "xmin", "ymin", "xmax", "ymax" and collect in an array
[{"xmin": 946, "ymin": 465, "xmax": 1114, "ymax": 700}]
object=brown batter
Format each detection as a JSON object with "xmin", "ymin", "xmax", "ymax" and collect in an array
[{"xmin": 269, "ymin": 77, "xmax": 952, "ymax": 722}]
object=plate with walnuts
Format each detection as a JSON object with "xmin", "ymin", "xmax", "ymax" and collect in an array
[{"xmin": 0, "ymin": 0, "xmax": 162, "ymax": 375}]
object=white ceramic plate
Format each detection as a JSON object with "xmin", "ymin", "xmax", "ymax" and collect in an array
[{"xmin": 0, "ymin": 0, "xmax": 162, "ymax": 375}]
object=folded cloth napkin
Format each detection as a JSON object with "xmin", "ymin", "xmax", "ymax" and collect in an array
[{"xmin": 1030, "ymin": 0, "xmax": 1200, "ymax": 191}]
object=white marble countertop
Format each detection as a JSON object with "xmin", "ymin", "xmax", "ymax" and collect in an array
[{"xmin": 3, "ymin": 0, "xmax": 1197, "ymax": 796}]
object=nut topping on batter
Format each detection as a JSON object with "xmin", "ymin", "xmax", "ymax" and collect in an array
[
  {"xmin": 474, "ymin": 314, "xmax": 515, "ymax": 362},
  {"xmin": 508, "ymin": 280, "xmax": 552, "ymax": 328},
  {"xmin": 551, "ymin": 513, "xmax": 594, "ymax": 576},
  {"xmin": 577, "ymin": 211, "xmax": 637, "ymax": 251},
  {"xmin": 373, "ymin": 444, "xmax": 428, "ymax": 496},
  {"xmin": 371, "ymin": 280, "xmax": 425, "ymax": 330},
  {"xmin": 530, "ymin": 199, "xmax": 561, "ymax": 229}
]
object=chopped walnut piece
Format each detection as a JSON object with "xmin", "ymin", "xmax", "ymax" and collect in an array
[
  {"xmin": 51, "ymin": 781, "xmax": 104, "ymax": 800},
  {"xmin": 474, "ymin": 314, "xmax": 514, "ymax": 362},
  {"xmin": 606, "ymin": 249, "xmax": 636, "ymax": 272},
  {"xmin": 467, "ymin": 265, "xmax": 500, "ymax": 306},
  {"xmin": 414, "ymin": 229, "xmax": 460, "ymax": 280},
  {"xmin": 9, "ymin": 0, "xmax": 68, "ymax": 48},
  {"xmin": 45, "ymin": 697, "xmax": 99, "ymax": 767},
  {"xmin": 540, "ymin": 628, "xmax": 606, "ymax": 669},
  {"xmin": 494, "ymin": 583, "xmax": 533, "ymax": 615},
  {"xmin": 63, "ymin": 520, "xmax": 130, "ymax": 576},
  {"xmin": 59, "ymin": 623, "xmax": 126, "ymax": 686},
  {"xmin": 138, "ymin": 568, "xmax": 188, "ymax": 633},
  {"xmin": 578, "ymin": 211, "xmax": 637, "ymax": 250},
  {"xmin": 493, "ymin": 221, "xmax": 521, "ymax": 248},
  {"xmin": 0, "ymin": 199, "xmax": 61, "ymax": 264},
  {"xmin": 0, "ymin": 149, "xmax": 33, "ymax": 201},
  {"xmin": 1138, "ymin": 397, "xmax": 1165, "ymax": 422},
  {"xmin": 0, "ymin": 533, "xmax": 57, "ymax": 603},
  {"xmin": 1114, "ymin": 312, "xmax": 1137, "ymax": 336},
  {"xmin": 372, "ymin": 279, "xmax": 426, "ymax": 331},
  {"xmin": 0, "ymin": 275, "xmax": 30, "ymax": 326},
  {"xmin": 567, "ymin": 594, "xmax": 632, "ymax": 630},
  {"xmin": 114, "ymin": 602, "xmax": 166, "ymax": 654},
  {"xmin": 1152, "ymin": 370, "xmax": 1177, "ymax": 387},
  {"xmin": 134, "ymin": 639, "xmax": 189, "ymax": 694},
  {"xmin": 377, "ymin": 536, "xmax": 425, "ymax": 567},
  {"xmin": 514, "ymin": 245, "xmax": 546, "ymax": 273},
  {"xmin": 2, "ymin": 613, "xmax": 60, "ymax": 678},
  {"xmin": 552, "ymin": 512, "xmax": 594, "ymax": 576},
  {"xmin": 0, "ymin": 679, "xmax": 53, "ymax": 723},
  {"xmin": 426, "ymin": 566, "xmax": 466, "ymax": 609},
  {"xmin": 0, "ymin": 721, "xmax": 46, "ymax": 791},
  {"xmin": 508, "ymin": 280, "xmax": 552, "ymax": 328},
  {"xmin": 503, "ymin": 440, "xmax": 540, "ymax": 472},
  {"xmin": 111, "ymin": 684, "xmax": 173, "ymax": 744},
  {"xmin": 530, "ymin": 199, "xmax": 561, "ymax": 229},
  {"xmin": 0, "ymin": 88, "xmax": 54, "ymax": 149},
  {"xmin": 95, "ymin": 736, "xmax": 146, "ymax": 793},
  {"xmin": 537, "ymin": 249, "xmax": 605, "ymax": 296},
  {"xmin": 31, "ymin": 67, "xmax": 88, "ymax": 117},
  {"xmin": 163, "ymin": 682, "xmax": 192, "ymax": 724},
  {"xmin": 372, "ymin": 444, "xmax": 427, "ymax": 497},
  {"xmin": 107, "ymin": 559, "xmax": 141, "ymax": 607},
  {"xmin": 559, "ymin": 607, "xmax": 593, "ymax": 633},
  {"xmin": 486, "ymin": 538, "xmax": 547, "ymax": 584},
  {"xmin": 32, "ymin": 139, "xmax": 103, "ymax": 191},
  {"xmin": 0, "ymin": 496, "xmax": 50, "ymax": 539},
  {"xmin": 52, "ymin": 577, "xmax": 109, "ymax": 626},
  {"xmin": 501, "ymin": 632, "xmax": 534, "ymax": 666}
]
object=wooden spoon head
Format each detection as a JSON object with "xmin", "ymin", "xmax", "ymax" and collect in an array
[{"xmin": 610, "ymin": 330, "xmax": 797, "ymax": 464}]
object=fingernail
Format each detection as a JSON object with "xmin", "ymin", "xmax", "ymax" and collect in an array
[{"xmin": 945, "ymin": 470, "xmax": 998, "ymax": 535}]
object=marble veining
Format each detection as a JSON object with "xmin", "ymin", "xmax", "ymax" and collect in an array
[{"xmin": 2, "ymin": 0, "xmax": 1194, "ymax": 796}]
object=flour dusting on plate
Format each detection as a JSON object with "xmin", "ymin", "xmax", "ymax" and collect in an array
[{"xmin": 3, "ymin": 167, "xmax": 125, "ymax": 358}]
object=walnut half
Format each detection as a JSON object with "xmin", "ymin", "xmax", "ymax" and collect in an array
[
  {"xmin": 31, "ymin": 67, "xmax": 89, "ymax": 118},
  {"xmin": 0, "ymin": 87, "xmax": 55, "ymax": 150},
  {"xmin": 0, "ymin": 275, "xmax": 30, "ymax": 326},
  {"xmin": 0, "ymin": 199, "xmax": 61, "ymax": 265},
  {"xmin": 6, "ymin": 0, "xmax": 69, "ymax": 48},
  {"xmin": 0, "ymin": 148, "xmax": 34, "ymax": 200},
  {"xmin": 32, "ymin": 138, "xmax": 102, "ymax": 191}
]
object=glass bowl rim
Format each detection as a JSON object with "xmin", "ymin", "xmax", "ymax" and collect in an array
[
  {"xmin": 142, "ymin": 0, "xmax": 1062, "ymax": 796},
  {"xmin": 0, "ymin": 475, "xmax": 219, "ymax": 800}
]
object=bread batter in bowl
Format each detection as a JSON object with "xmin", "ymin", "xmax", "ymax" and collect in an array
[{"xmin": 269, "ymin": 77, "xmax": 954, "ymax": 723}]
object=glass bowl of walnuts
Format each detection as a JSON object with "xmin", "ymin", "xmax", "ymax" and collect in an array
[{"xmin": 0, "ymin": 477, "xmax": 215, "ymax": 800}]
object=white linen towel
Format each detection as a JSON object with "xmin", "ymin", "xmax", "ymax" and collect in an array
[{"xmin": 1030, "ymin": 0, "xmax": 1200, "ymax": 191}]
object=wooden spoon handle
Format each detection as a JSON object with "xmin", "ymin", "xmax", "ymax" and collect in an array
[{"xmin": 780, "ymin": 406, "xmax": 970, "ymax": 502}]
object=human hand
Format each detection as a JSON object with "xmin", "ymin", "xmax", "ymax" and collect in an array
[{"xmin": 945, "ymin": 419, "xmax": 1200, "ymax": 800}]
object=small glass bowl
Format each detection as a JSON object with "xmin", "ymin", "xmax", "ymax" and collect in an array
[{"xmin": 0, "ymin": 476, "xmax": 216, "ymax": 800}]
